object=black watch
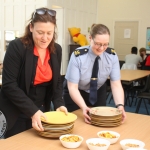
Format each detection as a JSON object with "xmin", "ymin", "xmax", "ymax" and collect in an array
[{"xmin": 116, "ymin": 104, "xmax": 124, "ymax": 108}]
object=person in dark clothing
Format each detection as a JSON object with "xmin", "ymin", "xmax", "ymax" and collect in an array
[{"xmin": 0, "ymin": 7, "xmax": 67, "ymax": 138}]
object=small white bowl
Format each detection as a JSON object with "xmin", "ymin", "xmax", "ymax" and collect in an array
[
  {"xmin": 120, "ymin": 139, "xmax": 145, "ymax": 150},
  {"xmin": 86, "ymin": 138, "xmax": 110, "ymax": 150},
  {"xmin": 59, "ymin": 134, "xmax": 83, "ymax": 149},
  {"xmin": 97, "ymin": 130, "xmax": 120, "ymax": 144}
]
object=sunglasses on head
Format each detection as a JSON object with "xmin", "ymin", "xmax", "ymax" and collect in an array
[{"xmin": 32, "ymin": 8, "xmax": 56, "ymax": 20}]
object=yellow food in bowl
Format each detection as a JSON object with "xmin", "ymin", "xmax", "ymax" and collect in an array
[
  {"xmin": 89, "ymin": 143, "xmax": 106, "ymax": 147},
  {"xmin": 99, "ymin": 132, "xmax": 117, "ymax": 138},
  {"xmin": 125, "ymin": 143, "xmax": 139, "ymax": 148},
  {"xmin": 61, "ymin": 135, "xmax": 81, "ymax": 142}
]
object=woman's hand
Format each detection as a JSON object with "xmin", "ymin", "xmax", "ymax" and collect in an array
[
  {"xmin": 118, "ymin": 106, "xmax": 126, "ymax": 123},
  {"xmin": 31, "ymin": 110, "xmax": 47, "ymax": 131},
  {"xmin": 82, "ymin": 107, "xmax": 91, "ymax": 124},
  {"xmin": 56, "ymin": 106, "xmax": 68, "ymax": 115}
]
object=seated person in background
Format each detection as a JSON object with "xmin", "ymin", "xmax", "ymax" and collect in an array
[
  {"xmin": 139, "ymin": 47, "xmax": 147, "ymax": 61},
  {"xmin": 125, "ymin": 46, "xmax": 142, "ymax": 66},
  {"xmin": 138, "ymin": 47, "xmax": 147, "ymax": 69},
  {"xmin": 142, "ymin": 55, "xmax": 150, "ymax": 70}
]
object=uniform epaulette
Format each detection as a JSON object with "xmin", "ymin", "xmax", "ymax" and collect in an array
[
  {"xmin": 74, "ymin": 48, "xmax": 89, "ymax": 57},
  {"xmin": 105, "ymin": 47, "xmax": 116, "ymax": 55}
]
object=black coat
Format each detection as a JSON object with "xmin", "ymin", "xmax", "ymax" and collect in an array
[{"xmin": 0, "ymin": 39, "xmax": 64, "ymax": 130}]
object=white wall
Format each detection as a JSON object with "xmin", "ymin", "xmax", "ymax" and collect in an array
[
  {"xmin": 0, "ymin": 0, "xmax": 98, "ymax": 75},
  {"xmin": 47, "ymin": 0, "xmax": 97, "ymax": 74},
  {"xmin": 97, "ymin": 0, "xmax": 150, "ymax": 52},
  {"xmin": 0, "ymin": 0, "xmax": 47, "ymax": 62},
  {"xmin": 1, "ymin": 0, "xmax": 150, "ymax": 71}
]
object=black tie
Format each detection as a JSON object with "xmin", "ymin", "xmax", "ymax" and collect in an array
[{"xmin": 89, "ymin": 56, "xmax": 99, "ymax": 105}]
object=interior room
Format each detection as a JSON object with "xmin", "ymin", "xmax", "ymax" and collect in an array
[
  {"xmin": 1, "ymin": 0, "xmax": 150, "ymax": 73},
  {"xmin": 0, "ymin": 0, "xmax": 150, "ymax": 149}
]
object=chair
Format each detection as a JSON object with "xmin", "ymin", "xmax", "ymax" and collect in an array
[
  {"xmin": 107, "ymin": 62, "xmax": 136, "ymax": 105},
  {"xmin": 61, "ymin": 75, "xmax": 65, "ymax": 83},
  {"xmin": 126, "ymin": 75, "xmax": 147, "ymax": 107},
  {"xmin": 121, "ymin": 63, "xmax": 140, "ymax": 106},
  {"xmin": 119, "ymin": 60, "xmax": 125, "ymax": 69},
  {"xmin": 142, "ymin": 65, "xmax": 150, "ymax": 70},
  {"xmin": 135, "ymin": 75, "xmax": 150, "ymax": 114},
  {"xmin": 121, "ymin": 63, "xmax": 137, "ymax": 70}
]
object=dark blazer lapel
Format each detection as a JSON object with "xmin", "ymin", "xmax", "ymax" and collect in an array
[
  {"xmin": 50, "ymin": 53, "xmax": 59, "ymax": 90},
  {"xmin": 25, "ymin": 48, "xmax": 34, "ymax": 94}
]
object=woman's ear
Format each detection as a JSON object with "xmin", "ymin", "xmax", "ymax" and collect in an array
[{"xmin": 89, "ymin": 35, "xmax": 92, "ymax": 42}]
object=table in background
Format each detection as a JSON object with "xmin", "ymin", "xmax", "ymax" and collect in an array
[
  {"xmin": 120, "ymin": 70, "xmax": 150, "ymax": 81},
  {"xmin": 0, "ymin": 109, "xmax": 149, "ymax": 150}
]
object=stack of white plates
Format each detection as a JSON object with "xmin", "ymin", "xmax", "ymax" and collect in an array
[
  {"xmin": 37, "ymin": 111, "xmax": 77, "ymax": 138},
  {"xmin": 89, "ymin": 107, "xmax": 122, "ymax": 127}
]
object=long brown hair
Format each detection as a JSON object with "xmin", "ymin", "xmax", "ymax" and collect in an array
[{"xmin": 20, "ymin": 7, "xmax": 57, "ymax": 53}]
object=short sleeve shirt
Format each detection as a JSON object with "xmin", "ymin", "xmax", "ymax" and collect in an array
[
  {"xmin": 65, "ymin": 46, "xmax": 120, "ymax": 93},
  {"xmin": 125, "ymin": 54, "xmax": 142, "ymax": 65}
]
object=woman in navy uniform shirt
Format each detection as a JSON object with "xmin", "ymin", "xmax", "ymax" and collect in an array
[{"xmin": 63, "ymin": 24, "xmax": 126, "ymax": 124}]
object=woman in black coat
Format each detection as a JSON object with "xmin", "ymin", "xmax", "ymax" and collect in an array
[{"xmin": 0, "ymin": 7, "xmax": 67, "ymax": 138}]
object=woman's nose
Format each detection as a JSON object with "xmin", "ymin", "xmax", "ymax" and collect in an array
[
  {"xmin": 98, "ymin": 45, "xmax": 105, "ymax": 50},
  {"xmin": 42, "ymin": 34, "xmax": 47, "ymax": 40}
]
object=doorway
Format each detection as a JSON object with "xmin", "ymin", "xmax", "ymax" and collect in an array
[{"xmin": 114, "ymin": 21, "xmax": 139, "ymax": 60}]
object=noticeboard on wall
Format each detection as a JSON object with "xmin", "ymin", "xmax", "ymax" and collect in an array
[{"xmin": 146, "ymin": 27, "xmax": 150, "ymax": 51}]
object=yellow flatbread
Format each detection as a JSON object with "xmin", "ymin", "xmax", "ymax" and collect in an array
[{"xmin": 41, "ymin": 111, "xmax": 77, "ymax": 124}]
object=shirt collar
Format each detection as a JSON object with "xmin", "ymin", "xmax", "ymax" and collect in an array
[{"xmin": 89, "ymin": 46, "xmax": 103, "ymax": 61}]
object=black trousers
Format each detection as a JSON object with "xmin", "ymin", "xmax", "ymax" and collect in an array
[
  {"xmin": 63, "ymin": 83, "xmax": 107, "ymax": 112},
  {"xmin": 5, "ymin": 86, "xmax": 46, "ymax": 138}
]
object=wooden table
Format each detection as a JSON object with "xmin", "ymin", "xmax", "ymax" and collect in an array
[
  {"xmin": 0, "ymin": 109, "xmax": 149, "ymax": 150},
  {"xmin": 120, "ymin": 70, "xmax": 150, "ymax": 81}
]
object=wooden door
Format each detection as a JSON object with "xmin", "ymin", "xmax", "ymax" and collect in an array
[{"xmin": 114, "ymin": 21, "xmax": 139, "ymax": 60}]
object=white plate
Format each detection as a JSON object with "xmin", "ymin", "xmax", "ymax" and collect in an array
[{"xmin": 90, "ymin": 107, "xmax": 122, "ymax": 116}]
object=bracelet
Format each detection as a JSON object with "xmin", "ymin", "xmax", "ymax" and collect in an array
[{"xmin": 116, "ymin": 104, "xmax": 124, "ymax": 108}]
